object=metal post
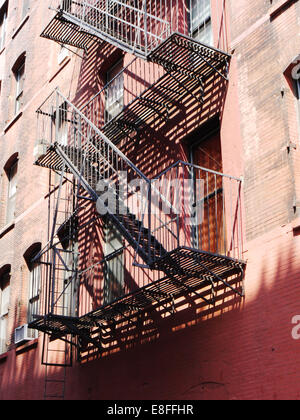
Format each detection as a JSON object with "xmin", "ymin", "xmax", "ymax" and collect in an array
[
  {"xmin": 143, "ymin": 0, "xmax": 148, "ymax": 55},
  {"xmin": 148, "ymin": 181, "xmax": 152, "ymax": 264},
  {"xmin": 55, "ymin": 89, "xmax": 60, "ymax": 143},
  {"xmin": 51, "ymin": 247, "xmax": 57, "ymax": 314}
]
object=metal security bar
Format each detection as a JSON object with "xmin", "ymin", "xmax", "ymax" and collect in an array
[{"xmin": 45, "ymin": 0, "xmax": 229, "ymax": 57}]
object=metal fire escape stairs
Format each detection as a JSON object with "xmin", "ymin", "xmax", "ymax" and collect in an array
[
  {"xmin": 29, "ymin": 1, "xmax": 245, "ymax": 355},
  {"xmin": 30, "ymin": 89, "xmax": 245, "ymax": 352}
]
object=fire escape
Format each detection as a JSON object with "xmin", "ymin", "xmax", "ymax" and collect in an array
[{"xmin": 29, "ymin": 0, "xmax": 246, "ymax": 358}]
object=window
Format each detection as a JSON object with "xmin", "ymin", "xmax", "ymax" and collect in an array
[
  {"xmin": 14, "ymin": 59, "xmax": 25, "ymax": 115},
  {"xmin": 6, "ymin": 159, "xmax": 18, "ymax": 224},
  {"xmin": 57, "ymin": 224, "xmax": 79, "ymax": 317},
  {"xmin": 190, "ymin": 122, "xmax": 224, "ymax": 254},
  {"xmin": 62, "ymin": 241, "xmax": 79, "ymax": 317},
  {"xmin": 53, "ymin": 101, "xmax": 68, "ymax": 145},
  {"xmin": 189, "ymin": 0, "xmax": 213, "ymax": 45},
  {"xmin": 27, "ymin": 252, "xmax": 41, "ymax": 326},
  {"xmin": 103, "ymin": 221, "xmax": 124, "ymax": 305},
  {"xmin": 0, "ymin": 2, "xmax": 8, "ymax": 51},
  {"xmin": 58, "ymin": 45, "xmax": 69, "ymax": 65},
  {"xmin": 105, "ymin": 60, "xmax": 124, "ymax": 123},
  {"xmin": 0, "ymin": 267, "xmax": 10, "ymax": 355},
  {"xmin": 23, "ymin": 244, "xmax": 41, "ymax": 339}
]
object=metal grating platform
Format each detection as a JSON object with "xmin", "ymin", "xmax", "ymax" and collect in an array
[
  {"xmin": 148, "ymin": 33, "xmax": 231, "ymax": 82},
  {"xmin": 152, "ymin": 247, "xmax": 244, "ymax": 280},
  {"xmin": 30, "ymin": 247, "xmax": 245, "ymax": 348},
  {"xmin": 36, "ymin": 33, "xmax": 230, "ymax": 148},
  {"xmin": 99, "ymin": 33, "xmax": 231, "ymax": 145},
  {"xmin": 41, "ymin": 12, "xmax": 96, "ymax": 50},
  {"xmin": 34, "ymin": 145, "xmax": 70, "ymax": 172}
]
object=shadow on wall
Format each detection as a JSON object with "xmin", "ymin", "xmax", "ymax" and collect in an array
[
  {"xmin": 1, "ymin": 225, "xmax": 300, "ymax": 400},
  {"xmin": 77, "ymin": 267, "xmax": 245, "ymax": 363},
  {"xmin": 0, "ymin": 301, "xmax": 44, "ymax": 400},
  {"xmin": 65, "ymin": 230, "xmax": 300, "ymax": 401},
  {"xmin": 70, "ymin": 39, "xmax": 229, "ymax": 180}
]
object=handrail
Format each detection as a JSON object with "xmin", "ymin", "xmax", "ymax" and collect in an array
[
  {"xmin": 56, "ymin": 88, "xmax": 150, "ymax": 183},
  {"xmin": 48, "ymin": 0, "xmax": 230, "ymax": 54},
  {"xmin": 154, "ymin": 160, "xmax": 242, "ymax": 182}
]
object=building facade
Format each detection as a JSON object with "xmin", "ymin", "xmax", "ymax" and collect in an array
[{"xmin": 0, "ymin": 0, "xmax": 299, "ymax": 400}]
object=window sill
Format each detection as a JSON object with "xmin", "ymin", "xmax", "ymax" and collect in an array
[
  {"xmin": 16, "ymin": 338, "xmax": 38, "ymax": 355},
  {"xmin": 269, "ymin": 0, "xmax": 297, "ymax": 18},
  {"xmin": 0, "ymin": 220, "xmax": 15, "ymax": 239},
  {"xmin": 12, "ymin": 15, "xmax": 30, "ymax": 39},
  {"xmin": 3, "ymin": 111, "xmax": 23, "ymax": 133}
]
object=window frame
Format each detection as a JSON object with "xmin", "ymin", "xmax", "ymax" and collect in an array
[
  {"xmin": 0, "ymin": 2, "xmax": 8, "ymax": 51},
  {"xmin": 103, "ymin": 220, "xmax": 124, "ymax": 305},
  {"xmin": 188, "ymin": 0, "xmax": 213, "ymax": 45},
  {"xmin": 6, "ymin": 159, "xmax": 18, "ymax": 225},
  {"xmin": 14, "ymin": 60, "xmax": 25, "ymax": 115},
  {"xmin": 0, "ymin": 269, "xmax": 10, "ymax": 355},
  {"xmin": 105, "ymin": 59, "xmax": 124, "ymax": 124}
]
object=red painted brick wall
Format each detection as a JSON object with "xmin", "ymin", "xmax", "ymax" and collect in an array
[{"xmin": 1, "ymin": 0, "xmax": 300, "ymax": 401}]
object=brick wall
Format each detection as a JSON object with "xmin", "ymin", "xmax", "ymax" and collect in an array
[{"xmin": 0, "ymin": 0, "xmax": 300, "ymax": 401}]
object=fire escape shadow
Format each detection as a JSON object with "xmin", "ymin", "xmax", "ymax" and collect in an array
[{"xmin": 78, "ymin": 270, "xmax": 245, "ymax": 364}]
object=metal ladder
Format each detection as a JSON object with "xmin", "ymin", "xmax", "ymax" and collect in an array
[
  {"xmin": 41, "ymin": 169, "xmax": 76, "ymax": 400},
  {"xmin": 42, "ymin": 334, "xmax": 72, "ymax": 400}
]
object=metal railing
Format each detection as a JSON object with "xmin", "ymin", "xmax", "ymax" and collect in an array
[
  {"xmin": 36, "ymin": 89, "xmax": 243, "ymax": 266},
  {"xmin": 36, "ymin": 88, "xmax": 155, "ymax": 264},
  {"xmin": 149, "ymin": 161, "xmax": 243, "ymax": 262},
  {"xmin": 48, "ymin": 0, "xmax": 229, "ymax": 56},
  {"xmin": 50, "ymin": 0, "xmax": 171, "ymax": 56},
  {"xmin": 35, "ymin": 90, "xmax": 244, "ymax": 324}
]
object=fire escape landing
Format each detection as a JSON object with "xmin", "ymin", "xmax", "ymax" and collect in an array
[{"xmin": 32, "ymin": 249, "xmax": 244, "ymax": 350}]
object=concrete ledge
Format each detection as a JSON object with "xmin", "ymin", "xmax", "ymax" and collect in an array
[{"xmin": 3, "ymin": 111, "xmax": 23, "ymax": 134}]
